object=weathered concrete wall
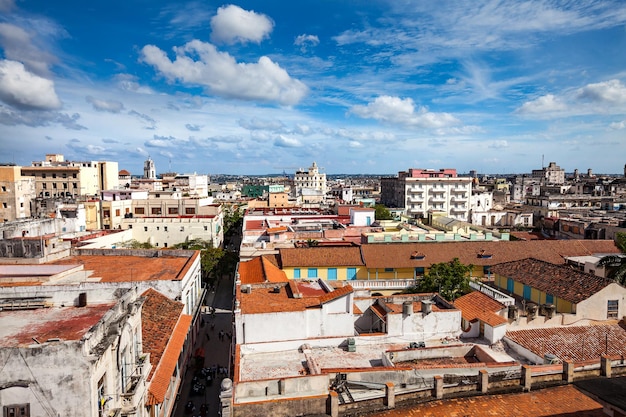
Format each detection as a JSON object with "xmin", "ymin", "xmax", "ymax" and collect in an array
[{"xmin": 233, "ymin": 394, "xmax": 328, "ymax": 417}]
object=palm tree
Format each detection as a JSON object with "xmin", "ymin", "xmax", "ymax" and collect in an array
[{"xmin": 598, "ymin": 232, "xmax": 626, "ymax": 285}]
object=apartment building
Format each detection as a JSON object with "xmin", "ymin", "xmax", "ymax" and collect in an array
[
  {"xmin": 293, "ymin": 161, "xmax": 327, "ymax": 197},
  {"xmin": 532, "ymin": 161, "xmax": 565, "ymax": 185},
  {"xmin": 0, "ymin": 165, "xmax": 35, "ymax": 222},
  {"xmin": 381, "ymin": 168, "xmax": 472, "ymax": 221},
  {"xmin": 21, "ymin": 154, "xmax": 119, "ymax": 199}
]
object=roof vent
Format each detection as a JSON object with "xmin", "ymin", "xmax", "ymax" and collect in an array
[
  {"xmin": 241, "ymin": 285, "xmax": 251, "ymax": 294},
  {"xmin": 271, "ymin": 286, "xmax": 281, "ymax": 293},
  {"xmin": 421, "ymin": 300, "xmax": 433, "ymax": 315}
]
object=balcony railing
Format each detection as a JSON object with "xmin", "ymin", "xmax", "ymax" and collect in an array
[
  {"xmin": 469, "ymin": 281, "xmax": 515, "ymax": 306},
  {"xmin": 348, "ymin": 279, "xmax": 416, "ymax": 291},
  {"xmin": 120, "ymin": 354, "xmax": 151, "ymax": 414}
]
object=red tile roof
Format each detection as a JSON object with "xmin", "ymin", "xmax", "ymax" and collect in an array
[
  {"xmin": 239, "ymin": 281, "xmax": 353, "ymax": 314},
  {"xmin": 238, "ymin": 255, "xmax": 288, "ymax": 284},
  {"xmin": 141, "ymin": 289, "xmax": 192, "ymax": 405},
  {"xmin": 359, "ymin": 240, "xmax": 620, "ymax": 269},
  {"xmin": 366, "ymin": 385, "xmax": 604, "ymax": 417},
  {"xmin": 454, "ymin": 291, "xmax": 508, "ymax": 327},
  {"xmin": 52, "ymin": 252, "xmax": 198, "ymax": 283},
  {"xmin": 244, "ymin": 220, "xmax": 265, "ymax": 230},
  {"xmin": 491, "ymin": 258, "xmax": 614, "ymax": 304},
  {"xmin": 279, "ymin": 247, "xmax": 364, "ymax": 267},
  {"xmin": 506, "ymin": 323, "xmax": 626, "ymax": 361}
]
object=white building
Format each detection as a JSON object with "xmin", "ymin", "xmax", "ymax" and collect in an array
[{"xmin": 294, "ymin": 162, "xmax": 327, "ymax": 198}]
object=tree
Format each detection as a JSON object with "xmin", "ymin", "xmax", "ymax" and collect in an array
[
  {"xmin": 222, "ymin": 204, "xmax": 243, "ymax": 235},
  {"xmin": 119, "ymin": 239, "xmax": 154, "ymax": 249},
  {"xmin": 404, "ymin": 258, "xmax": 473, "ymax": 301},
  {"xmin": 305, "ymin": 238, "xmax": 319, "ymax": 247},
  {"xmin": 598, "ymin": 232, "xmax": 626, "ymax": 285},
  {"xmin": 375, "ymin": 204, "xmax": 393, "ymax": 220}
]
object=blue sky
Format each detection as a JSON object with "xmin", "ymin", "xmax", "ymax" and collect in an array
[{"xmin": 1, "ymin": 0, "xmax": 626, "ymax": 176}]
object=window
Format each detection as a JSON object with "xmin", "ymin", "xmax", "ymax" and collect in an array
[
  {"xmin": 293, "ymin": 268, "xmax": 301, "ymax": 279},
  {"xmin": 384, "ymin": 268, "xmax": 394, "ymax": 272},
  {"xmin": 103, "ymin": 210, "xmax": 110, "ymax": 218},
  {"xmin": 1, "ymin": 186, "xmax": 5, "ymax": 192},
  {"xmin": 52, "ymin": 173, "xmax": 56, "ymax": 178},
  {"xmin": 523, "ymin": 285, "xmax": 531, "ymax": 300},
  {"xmin": 204, "ymin": 226, "xmax": 208, "ymax": 231},
  {"xmin": 135, "ymin": 207, "xmax": 145, "ymax": 215},
  {"xmin": 144, "ymin": 226, "xmax": 148, "ymax": 231},
  {"xmin": 3, "ymin": 404, "xmax": 30, "ymax": 417},
  {"xmin": 52, "ymin": 183, "xmax": 57, "ymax": 189},
  {"xmin": 185, "ymin": 208, "xmax": 195, "ymax": 214},
  {"xmin": 115, "ymin": 209, "xmax": 120, "ymax": 216},
  {"xmin": 546, "ymin": 294, "xmax": 554, "ymax": 304},
  {"xmin": 608, "ymin": 300, "xmax": 619, "ymax": 319},
  {"xmin": 42, "ymin": 183, "xmax": 47, "ymax": 189},
  {"xmin": 347, "ymin": 267, "xmax": 357, "ymax": 281},
  {"xmin": 42, "ymin": 173, "xmax": 46, "ymax": 178},
  {"xmin": 73, "ymin": 173, "xmax": 77, "ymax": 178},
  {"xmin": 151, "ymin": 207, "xmax": 161, "ymax": 215},
  {"xmin": 327, "ymin": 268, "xmax": 337, "ymax": 280},
  {"xmin": 73, "ymin": 182, "xmax": 77, "ymax": 188},
  {"xmin": 2, "ymin": 203, "xmax": 6, "ymax": 208},
  {"xmin": 307, "ymin": 268, "xmax": 317, "ymax": 278},
  {"xmin": 414, "ymin": 267, "xmax": 425, "ymax": 276},
  {"xmin": 164, "ymin": 226, "xmax": 168, "ymax": 231},
  {"xmin": 168, "ymin": 207, "xmax": 178, "ymax": 215}
]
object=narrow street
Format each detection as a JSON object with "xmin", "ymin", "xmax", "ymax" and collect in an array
[{"xmin": 172, "ymin": 270, "xmax": 235, "ymax": 417}]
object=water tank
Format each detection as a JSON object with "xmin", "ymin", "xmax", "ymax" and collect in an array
[
  {"xmin": 544, "ymin": 304, "xmax": 555, "ymax": 319},
  {"xmin": 403, "ymin": 301, "xmax": 413, "ymax": 316},
  {"xmin": 507, "ymin": 304, "xmax": 518, "ymax": 319},
  {"xmin": 421, "ymin": 300, "xmax": 433, "ymax": 315},
  {"xmin": 78, "ymin": 292, "xmax": 87, "ymax": 307}
]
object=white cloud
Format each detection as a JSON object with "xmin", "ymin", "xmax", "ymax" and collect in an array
[
  {"xmin": 0, "ymin": 23, "xmax": 58, "ymax": 76},
  {"xmin": 349, "ymin": 140, "xmax": 363, "ymax": 148},
  {"xmin": 577, "ymin": 79, "xmax": 626, "ymax": 104},
  {"xmin": 140, "ymin": 40, "xmax": 308, "ymax": 105},
  {"xmin": 488, "ymin": 140, "xmax": 509, "ymax": 149},
  {"xmin": 350, "ymin": 96, "xmax": 460, "ymax": 128},
  {"xmin": 609, "ymin": 120, "xmax": 626, "ymax": 130},
  {"xmin": 274, "ymin": 135, "xmax": 301, "ymax": 148},
  {"xmin": 86, "ymin": 96, "xmax": 124, "ymax": 113},
  {"xmin": 0, "ymin": 60, "xmax": 60, "ymax": 110},
  {"xmin": 294, "ymin": 34, "xmax": 319, "ymax": 52},
  {"xmin": 239, "ymin": 117, "xmax": 285, "ymax": 131},
  {"xmin": 517, "ymin": 94, "xmax": 567, "ymax": 114},
  {"xmin": 210, "ymin": 5, "xmax": 273, "ymax": 45}
]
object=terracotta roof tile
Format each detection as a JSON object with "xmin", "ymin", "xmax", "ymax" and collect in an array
[
  {"xmin": 279, "ymin": 247, "xmax": 364, "ymax": 267},
  {"xmin": 141, "ymin": 289, "xmax": 192, "ymax": 405},
  {"xmin": 239, "ymin": 281, "xmax": 353, "ymax": 314},
  {"xmin": 52, "ymin": 252, "xmax": 198, "ymax": 282},
  {"xmin": 454, "ymin": 291, "xmax": 508, "ymax": 327},
  {"xmin": 266, "ymin": 226, "xmax": 288, "ymax": 234},
  {"xmin": 238, "ymin": 255, "xmax": 288, "ymax": 284},
  {"xmin": 359, "ymin": 240, "xmax": 620, "ymax": 269},
  {"xmin": 506, "ymin": 323, "xmax": 626, "ymax": 361},
  {"xmin": 491, "ymin": 258, "xmax": 614, "ymax": 303}
]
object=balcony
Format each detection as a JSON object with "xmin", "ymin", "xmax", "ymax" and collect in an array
[
  {"xmin": 407, "ymin": 195, "xmax": 423, "ymax": 203},
  {"xmin": 429, "ymin": 194, "xmax": 446, "ymax": 203},
  {"xmin": 450, "ymin": 205, "xmax": 467, "ymax": 212},
  {"xmin": 348, "ymin": 279, "xmax": 415, "ymax": 291},
  {"xmin": 451, "ymin": 187, "xmax": 467, "ymax": 194},
  {"xmin": 120, "ymin": 354, "xmax": 151, "ymax": 414}
]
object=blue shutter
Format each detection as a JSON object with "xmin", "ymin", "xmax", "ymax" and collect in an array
[
  {"xmin": 294, "ymin": 268, "xmax": 301, "ymax": 279},
  {"xmin": 328, "ymin": 268, "xmax": 337, "ymax": 280}
]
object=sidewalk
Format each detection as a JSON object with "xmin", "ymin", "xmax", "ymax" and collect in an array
[{"xmin": 172, "ymin": 274, "xmax": 234, "ymax": 417}]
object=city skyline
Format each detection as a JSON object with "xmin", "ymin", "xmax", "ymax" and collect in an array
[{"xmin": 1, "ymin": 1, "xmax": 626, "ymax": 175}]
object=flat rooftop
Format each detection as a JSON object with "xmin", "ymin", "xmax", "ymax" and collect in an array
[{"xmin": 0, "ymin": 303, "xmax": 115, "ymax": 347}]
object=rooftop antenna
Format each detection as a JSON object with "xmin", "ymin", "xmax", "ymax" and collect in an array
[{"xmin": 542, "ymin": 154, "xmax": 544, "ymax": 169}]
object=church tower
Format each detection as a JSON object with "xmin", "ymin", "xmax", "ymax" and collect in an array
[{"xmin": 144, "ymin": 157, "xmax": 156, "ymax": 179}]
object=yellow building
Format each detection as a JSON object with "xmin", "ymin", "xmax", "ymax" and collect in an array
[{"xmin": 0, "ymin": 165, "xmax": 35, "ymax": 222}]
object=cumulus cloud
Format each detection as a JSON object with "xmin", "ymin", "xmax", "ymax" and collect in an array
[
  {"xmin": 210, "ymin": 5, "xmax": 273, "ymax": 45},
  {"xmin": 274, "ymin": 135, "xmax": 301, "ymax": 147},
  {"xmin": 0, "ymin": 60, "xmax": 60, "ymax": 110},
  {"xmin": 140, "ymin": 40, "xmax": 308, "ymax": 105},
  {"xmin": 67, "ymin": 142, "xmax": 116, "ymax": 157},
  {"xmin": 349, "ymin": 140, "xmax": 363, "ymax": 148},
  {"xmin": 517, "ymin": 94, "xmax": 567, "ymax": 114},
  {"xmin": 609, "ymin": 120, "xmax": 626, "ymax": 130},
  {"xmin": 185, "ymin": 123, "xmax": 201, "ymax": 131},
  {"xmin": 86, "ymin": 96, "xmax": 124, "ymax": 113},
  {"xmin": 294, "ymin": 34, "xmax": 319, "ymax": 52},
  {"xmin": 577, "ymin": 79, "xmax": 626, "ymax": 104},
  {"xmin": 0, "ymin": 23, "xmax": 59, "ymax": 76},
  {"xmin": 350, "ymin": 96, "xmax": 460, "ymax": 128}
]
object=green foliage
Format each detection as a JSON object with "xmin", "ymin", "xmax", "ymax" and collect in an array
[
  {"xmin": 375, "ymin": 204, "xmax": 393, "ymax": 220},
  {"xmin": 404, "ymin": 258, "xmax": 473, "ymax": 301},
  {"xmin": 223, "ymin": 204, "xmax": 243, "ymax": 235},
  {"xmin": 171, "ymin": 238, "xmax": 213, "ymax": 250},
  {"xmin": 598, "ymin": 232, "xmax": 626, "ymax": 285},
  {"xmin": 119, "ymin": 239, "xmax": 154, "ymax": 249},
  {"xmin": 306, "ymin": 239, "xmax": 319, "ymax": 247}
]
